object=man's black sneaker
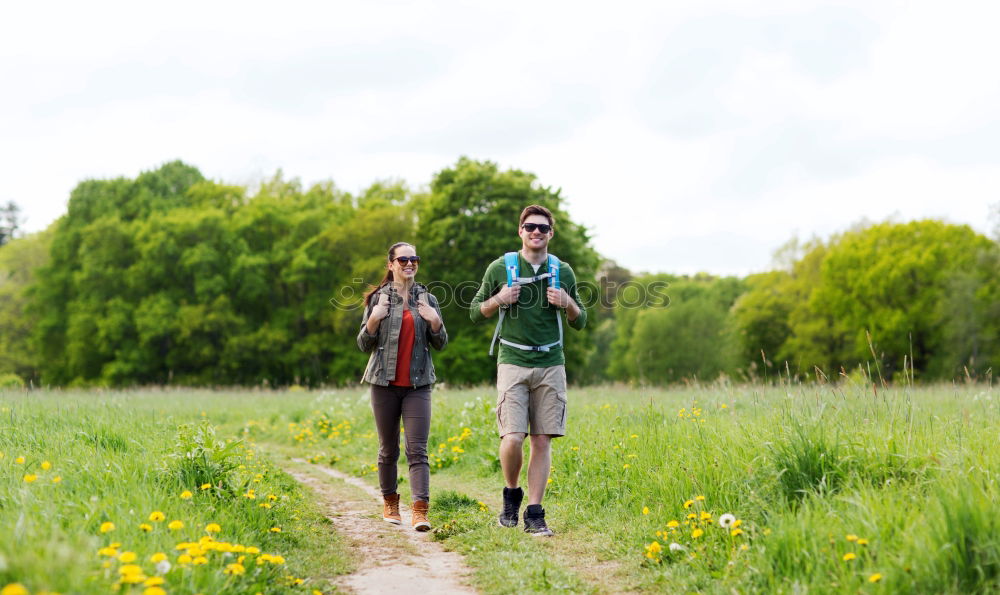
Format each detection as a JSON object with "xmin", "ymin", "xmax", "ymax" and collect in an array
[
  {"xmin": 498, "ymin": 487, "xmax": 523, "ymax": 528},
  {"xmin": 523, "ymin": 504, "xmax": 554, "ymax": 537}
]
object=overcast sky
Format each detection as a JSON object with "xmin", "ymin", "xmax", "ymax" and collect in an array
[{"xmin": 2, "ymin": 1, "xmax": 998, "ymax": 275}]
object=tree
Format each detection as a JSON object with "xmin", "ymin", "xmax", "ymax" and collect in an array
[
  {"xmin": 791, "ymin": 221, "xmax": 996, "ymax": 380},
  {"xmin": 0, "ymin": 228, "xmax": 53, "ymax": 384},
  {"xmin": 0, "ymin": 201, "xmax": 20, "ymax": 246},
  {"xmin": 415, "ymin": 157, "xmax": 600, "ymax": 385},
  {"xmin": 608, "ymin": 274, "xmax": 743, "ymax": 384}
]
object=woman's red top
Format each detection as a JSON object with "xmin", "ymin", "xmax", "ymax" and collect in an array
[{"xmin": 390, "ymin": 308, "xmax": 415, "ymax": 387}]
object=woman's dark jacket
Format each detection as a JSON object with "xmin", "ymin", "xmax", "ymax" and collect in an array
[{"xmin": 357, "ymin": 283, "xmax": 447, "ymax": 386}]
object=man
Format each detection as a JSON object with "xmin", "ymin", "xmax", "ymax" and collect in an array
[{"xmin": 470, "ymin": 205, "xmax": 587, "ymax": 536}]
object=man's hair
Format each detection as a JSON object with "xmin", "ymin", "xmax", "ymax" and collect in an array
[{"xmin": 519, "ymin": 205, "xmax": 555, "ymax": 228}]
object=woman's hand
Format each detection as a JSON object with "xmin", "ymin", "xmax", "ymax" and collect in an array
[
  {"xmin": 416, "ymin": 295, "xmax": 442, "ymax": 332},
  {"xmin": 366, "ymin": 300, "xmax": 390, "ymax": 334}
]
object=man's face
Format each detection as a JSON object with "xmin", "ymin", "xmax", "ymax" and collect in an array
[{"xmin": 519, "ymin": 214, "xmax": 553, "ymax": 251}]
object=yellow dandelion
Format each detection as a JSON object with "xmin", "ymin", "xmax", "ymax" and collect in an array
[
  {"xmin": 224, "ymin": 563, "xmax": 246, "ymax": 575},
  {"xmin": 642, "ymin": 507, "xmax": 650, "ymax": 515},
  {"xmin": 41, "ymin": 461, "xmax": 52, "ymax": 471},
  {"xmin": 23, "ymin": 474, "xmax": 37, "ymax": 483},
  {"xmin": 118, "ymin": 551, "xmax": 137, "ymax": 563},
  {"xmin": 695, "ymin": 495, "xmax": 705, "ymax": 501},
  {"xmin": 139, "ymin": 523, "xmax": 153, "ymax": 532},
  {"xmin": 245, "ymin": 546, "xmax": 261, "ymax": 554},
  {"xmin": 244, "ymin": 489, "xmax": 256, "ymax": 499},
  {"xmin": 2, "ymin": 584, "xmax": 30, "ymax": 595},
  {"xmin": 846, "ymin": 534, "xmax": 858, "ymax": 542},
  {"xmin": 118, "ymin": 565, "xmax": 143, "ymax": 575},
  {"xmin": 148, "ymin": 511, "xmax": 165, "ymax": 522},
  {"xmin": 15, "ymin": 456, "xmax": 25, "ymax": 464},
  {"xmin": 100, "ymin": 522, "xmax": 115, "ymax": 533},
  {"xmin": 740, "ymin": 543, "xmax": 749, "ymax": 551},
  {"xmin": 842, "ymin": 552, "xmax": 857, "ymax": 562},
  {"xmin": 205, "ymin": 523, "xmax": 221, "ymax": 533},
  {"xmin": 623, "ymin": 464, "xmax": 630, "ymax": 469},
  {"xmin": 150, "ymin": 552, "xmax": 167, "ymax": 563},
  {"xmin": 192, "ymin": 556, "xmax": 208, "ymax": 565},
  {"xmin": 98, "ymin": 546, "xmax": 119, "ymax": 557},
  {"xmin": 857, "ymin": 538, "xmax": 869, "ymax": 546},
  {"xmin": 700, "ymin": 511, "xmax": 712, "ymax": 521},
  {"xmin": 683, "ymin": 500, "xmax": 694, "ymax": 509},
  {"xmin": 692, "ymin": 528, "xmax": 704, "ymax": 538},
  {"xmin": 868, "ymin": 573, "xmax": 882, "ymax": 583},
  {"xmin": 180, "ymin": 490, "xmax": 193, "ymax": 500},
  {"xmin": 51, "ymin": 476, "xmax": 62, "ymax": 484},
  {"xmin": 168, "ymin": 520, "xmax": 184, "ymax": 531},
  {"xmin": 270, "ymin": 527, "xmax": 282, "ymax": 533},
  {"xmin": 143, "ymin": 577, "xmax": 165, "ymax": 587},
  {"xmin": 731, "ymin": 528, "xmax": 744, "ymax": 537},
  {"xmin": 667, "ymin": 520, "xmax": 679, "ymax": 528},
  {"xmin": 177, "ymin": 554, "xmax": 192, "ymax": 564}
]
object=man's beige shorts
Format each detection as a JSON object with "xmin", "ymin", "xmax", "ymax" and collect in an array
[{"xmin": 496, "ymin": 364, "xmax": 567, "ymax": 437}]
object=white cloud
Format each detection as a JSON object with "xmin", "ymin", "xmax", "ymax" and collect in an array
[{"xmin": 2, "ymin": 0, "xmax": 998, "ymax": 276}]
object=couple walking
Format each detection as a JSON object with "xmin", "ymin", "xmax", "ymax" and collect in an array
[{"xmin": 356, "ymin": 205, "xmax": 587, "ymax": 536}]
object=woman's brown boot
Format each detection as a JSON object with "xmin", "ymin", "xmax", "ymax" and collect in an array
[
  {"xmin": 382, "ymin": 493, "xmax": 401, "ymax": 525},
  {"xmin": 412, "ymin": 500, "xmax": 430, "ymax": 531}
]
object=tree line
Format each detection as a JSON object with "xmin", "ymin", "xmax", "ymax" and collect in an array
[{"xmin": 0, "ymin": 160, "xmax": 997, "ymax": 387}]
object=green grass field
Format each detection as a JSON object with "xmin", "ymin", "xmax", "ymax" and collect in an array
[{"xmin": 2, "ymin": 381, "xmax": 999, "ymax": 594}]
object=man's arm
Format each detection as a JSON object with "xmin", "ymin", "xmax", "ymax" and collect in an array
[
  {"xmin": 470, "ymin": 259, "xmax": 507, "ymax": 323},
  {"xmin": 563, "ymin": 263, "xmax": 587, "ymax": 330}
]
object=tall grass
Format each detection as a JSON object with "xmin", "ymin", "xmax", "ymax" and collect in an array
[{"xmin": 3, "ymin": 383, "xmax": 997, "ymax": 593}]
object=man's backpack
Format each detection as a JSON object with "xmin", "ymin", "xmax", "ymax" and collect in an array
[{"xmin": 489, "ymin": 251, "xmax": 563, "ymax": 356}]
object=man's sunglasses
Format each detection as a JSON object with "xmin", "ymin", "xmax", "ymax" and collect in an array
[
  {"xmin": 394, "ymin": 256, "xmax": 421, "ymax": 265},
  {"xmin": 521, "ymin": 223, "xmax": 552, "ymax": 234}
]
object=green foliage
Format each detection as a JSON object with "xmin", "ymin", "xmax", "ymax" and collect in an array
[
  {"xmin": 165, "ymin": 421, "xmax": 245, "ymax": 492},
  {"xmin": 30, "ymin": 162, "xmax": 415, "ymax": 386},
  {"xmin": 7, "ymin": 156, "xmax": 999, "ymax": 386},
  {"xmin": 770, "ymin": 423, "xmax": 846, "ymax": 503},
  {"xmin": 608, "ymin": 274, "xmax": 743, "ymax": 383},
  {"xmin": 0, "ymin": 229, "xmax": 52, "ymax": 384},
  {"xmin": 416, "ymin": 157, "xmax": 601, "ymax": 384},
  {"xmin": 733, "ymin": 222, "xmax": 1000, "ymax": 382},
  {"xmin": 0, "ymin": 372, "xmax": 24, "ymax": 388}
]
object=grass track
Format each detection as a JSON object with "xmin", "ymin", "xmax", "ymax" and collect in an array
[{"xmin": 3, "ymin": 382, "xmax": 1000, "ymax": 594}]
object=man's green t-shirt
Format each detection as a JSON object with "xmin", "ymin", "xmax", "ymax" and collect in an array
[{"xmin": 470, "ymin": 252, "xmax": 588, "ymax": 367}]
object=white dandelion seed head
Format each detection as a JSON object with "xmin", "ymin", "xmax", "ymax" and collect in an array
[
  {"xmin": 669, "ymin": 542, "xmax": 686, "ymax": 552},
  {"xmin": 156, "ymin": 560, "xmax": 171, "ymax": 575},
  {"xmin": 719, "ymin": 513, "xmax": 736, "ymax": 529}
]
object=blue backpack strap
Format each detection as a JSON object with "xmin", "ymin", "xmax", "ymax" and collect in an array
[
  {"xmin": 491, "ymin": 252, "xmax": 520, "ymax": 356},
  {"xmin": 503, "ymin": 251, "xmax": 519, "ymax": 287},
  {"xmin": 547, "ymin": 254, "xmax": 560, "ymax": 289},
  {"xmin": 547, "ymin": 254, "xmax": 563, "ymax": 349}
]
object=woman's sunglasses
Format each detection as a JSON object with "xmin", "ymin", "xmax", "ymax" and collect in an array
[
  {"xmin": 521, "ymin": 223, "xmax": 552, "ymax": 233},
  {"xmin": 394, "ymin": 256, "xmax": 421, "ymax": 265}
]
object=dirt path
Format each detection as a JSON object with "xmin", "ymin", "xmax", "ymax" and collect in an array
[{"xmin": 286, "ymin": 459, "xmax": 476, "ymax": 595}]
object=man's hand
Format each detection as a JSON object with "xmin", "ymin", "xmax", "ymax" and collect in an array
[
  {"xmin": 546, "ymin": 287, "xmax": 572, "ymax": 308},
  {"xmin": 547, "ymin": 287, "xmax": 580, "ymax": 322},
  {"xmin": 494, "ymin": 284, "xmax": 521, "ymax": 306}
]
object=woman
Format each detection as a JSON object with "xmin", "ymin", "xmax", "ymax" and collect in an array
[{"xmin": 357, "ymin": 242, "xmax": 447, "ymax": 531}]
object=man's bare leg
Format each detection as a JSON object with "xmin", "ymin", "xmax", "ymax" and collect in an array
[
  {"xmin": 499, "ymin": 432, "xmax": 526, "ymax": 488},
  {"xmin": 527, "ymin": 434, "xmax": 552, "ymax": 505}
]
